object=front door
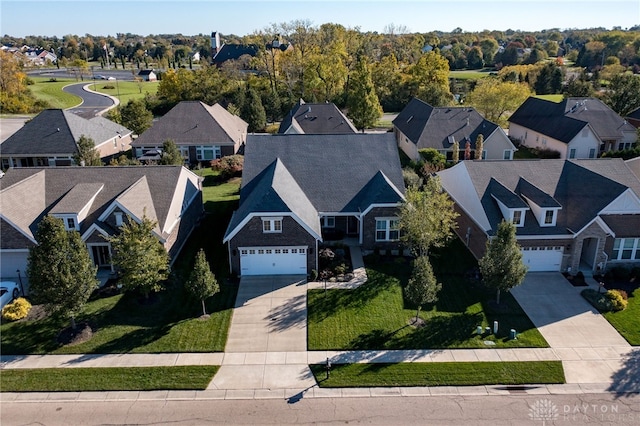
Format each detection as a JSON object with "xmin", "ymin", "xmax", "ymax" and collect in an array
[
  {"xmin": 347, "ymin": 216, "xmax": 359, "ymax": 236},
  {"xmin": 91, "ymin": 245, "xmax": 111, "ymax": 267}
]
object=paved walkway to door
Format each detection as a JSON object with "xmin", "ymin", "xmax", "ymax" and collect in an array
[{"xmin": 511, "ymin": 273, "xmax": 631, "ymax": 384}]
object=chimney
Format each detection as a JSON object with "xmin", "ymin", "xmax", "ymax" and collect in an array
[{"xmin": 211, "ymin": 32, "xmax": 221, "ymax": 56}]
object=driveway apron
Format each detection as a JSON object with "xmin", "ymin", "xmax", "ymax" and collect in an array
[
  {"xmin": 210, "ymin": 275, "xmax": 316, "ymax": 390},
  {"xmin": 511, "ymin": 273, "xmax": 632, "ymax": 384}
]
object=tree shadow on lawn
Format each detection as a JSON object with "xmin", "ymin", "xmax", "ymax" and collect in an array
[{"xmin": 348, "ymin": 312, "xmax": 483, "ymax": 350}]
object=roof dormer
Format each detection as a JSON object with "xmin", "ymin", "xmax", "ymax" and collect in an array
[
  {"xmin": 516, "ymin": 178, "xmax": 562, "ymax": 227},
  {"xmin": 488, "ymin": 178, "xmax": 529, "ymax": 227},
  {"xmin": 49, "ymin": 182, "xmax": 104, "ymax": 230}
]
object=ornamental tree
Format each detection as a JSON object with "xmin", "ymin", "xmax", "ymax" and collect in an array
[
  {"xmin": 405, "ymin": 255, "xmax": 442, "ymax": 323},
  {"xmin": 185, "ymin": 249, "xmax": 220, "ymax": 316}
]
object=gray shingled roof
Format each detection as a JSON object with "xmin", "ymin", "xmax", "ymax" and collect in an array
[
  {"xmin": 278, "ymin": 100, "xmax": 357, "ymax": 134},
  {"xmin": 49, "ymin": 183, "xmax": 104, "ymax": 214},
  {"xmin": 508, "ymin": 97, "xmax": 635, "ymax": 144},
  {"xmin": 445, "ymin": 159, "xmax": 638, "ymax": 236},
  {"xmin": 516, "ymin": 177, "xmax": 561, "ymax": 208},
  {"xmin": 212, "ymin": 44, "xmax": 258, "ymax": 65},
  {"xmin": 393, "ymin": 98, "xmax": 499, "ymax": 149},
  {"xmin": 627, "ymin": 107, "xmax": 640, "ymax": 120},
  {"xmin": 487, "ymin": 178, "xmax": 528, "ymax": 209},
  {"xmin": 0, "ymin": 109, "xmax": 131, "ymax": 156},
  {"xmin": 132, "ymin": 101, "xmax": 247, "ymax": 148},
  {"xmin": 0, "ymin": 166, "xmax": 188, "ymax": 241},
  {"xmin": 240, "ymin": 133, "xmax": 405, "ymax": 213}
]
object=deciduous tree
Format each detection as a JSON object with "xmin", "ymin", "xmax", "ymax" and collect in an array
[
  {"xmin": 159, "ymin": 139, "xmax": 184, "ymax": 166},
  {"xmin": 399, "ymin": 176, "xmax": 458, "ymax": 257},
  {"xmin": 407, "ymin": 51, "xmax": 452, "ymax": 106},
  {"xmin": 73, "ymin": 135, "xmax": 102, "ymax": 166},
  {"xmin": 108, "ymin": 215, "xmax": 170, "ymax": 298},
  {"xmin": 405, "ymin": 255, "xmax": 441, "ymax": 323},
  {"xmin": 602, "ymin": 74, "xmax": 640, "ymax": 117},
  {"xmin": 26, "ymin": 216, "xmax": 98, "ymax": 330},
  {"xmin": 117, "ymin": 99, "xmax": 153, "ymax": 135},
  {"xmin": 479, "ymin": 220, "xmax": 528, "ymax": 304},
  {"xmin": 185, "ymin": 249, "xmax": 220, "ymax": 316},
  {"xmin": 466, "ymin": 78, "xmax": 532, "ymax": 126}
]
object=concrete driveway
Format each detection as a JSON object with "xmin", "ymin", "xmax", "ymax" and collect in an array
[
  {"xmin": 210, "ymin": 275, "xmax": 316, "ymax": 391},
  {"xmin": 511, "ymin": 273, "xmax": 631, "ymax": 384}
]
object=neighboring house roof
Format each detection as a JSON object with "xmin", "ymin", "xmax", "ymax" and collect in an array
[
  {"xmin": 278, "ymin": 99, "xmax": 357, "ymax": 134},
  {"xmin": 393, "ymin": 97, "xmax": 503, "ymax": 150},
  {"xmin": 438, "ymin": 158, "xmax": 640, "ymax": 237},
  {"xmin": 508, "ymin": 97, "xmax": 636, "ymax": 143},
  {"xmin": 224, "ymin": 133, "xmax": 405, "ymax": 241},
  {"xmin": 138, "ymin": 69, "xmax": 155, "ymax": 76},
  {"xmin": 0, "ymin": 109, "xmax": 131, "ymax": 157},
  {"xmin": 0, "ymin": 166, "xmax": 200, "ymax": 247},
  {"xmin": 627, "ymin": 107, "xmax": 640, "ymax": 121},
  {"xmin": 132, "ymin": 101, "xmax": 247, "ymax": 148},
  {"xmin": 212, "ymin": 44, "xmax": 258, "ymax": 65},
  {"xmin": 626, "ymin": 156, "xmax": 640, "ymax": 181}
]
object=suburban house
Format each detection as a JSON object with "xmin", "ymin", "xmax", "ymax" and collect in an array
[
  {"xmin": 393, "ymin": 98, "xmax": 516, "ymax": 161},
  {"xmin": 223, "ymin": 133, "xmax": 405, "ymax": 276},
  {"xmin": 508, "ymin": 97, "xmax": 637, "ymax": 159},
  {"xmin": 438, "ymin": 159, "xmax": 640, "ymax": 274},
  {"xmin": 0, "ymin": 109, "xmax": 133, "ymax": 169},
  {"xmin": 210, "ymin": 31, "xmax": 258, "ymax": 67},
  {"xmin": 626, "ymin": 107, "xmax": 640, "ymax": 128},
  {"xmin": 0, "ymin": 166, "xmax": 203, "ymax": 281},
  {"xmin": 278, "ymin": 99, "xmax": 357, "ymax": 134},
  {"xmin": 137, "ymin": 69, "xmax": 157, "ymax": 81},
  {"xmin": 131, "ymin": 101, "xmax": 248, "ymax": 164}
]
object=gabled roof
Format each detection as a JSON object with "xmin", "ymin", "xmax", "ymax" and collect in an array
[
  {"xmin": 212, "ymin": 44, "xmax": 258, "ymax": 65},
  {"xmin": 438, "ymin": 159, "xmax": 640, "ymax": 236},
  {"xmin": 278, "ymin": 99, "xmax": 357, "ymax": 134},
  {"xmin": 224, "ymin": 159, "xmax": 321, "ymax": 242},
  {"xmin": 0, "ymin": 166, "xmax": 200, "ymax": 244},
  {"xmin": 627, "ymin": 106, "xmax": 640, "ymax": 120},
  {"xmin": 393, "ymin": 98, "xmax": 501, "ymax": 150},
  {"xmin": 508, "ymin": 97, "xmax": 635, "ymax": 143},
  {"xmin": 132, "ymin": 101, "xmax": 247, "ymax": 148},
  {"xmin": 487, "ymin": 178, "xmax": 528, "ymax": 209},
  {"xmin": 138, "ymin": 69, "xmax": 155, "ymax": 75},
  {"xmin": 516, "ymin": 177, "xmax": 561, "ymax": 208},
  {"xmin": 0, "ymin": 109, "xmax": 131, "ymax": 156},
  {"xmin": 240, "ymin": 133, "xmax": 405, "ymax": 214}
]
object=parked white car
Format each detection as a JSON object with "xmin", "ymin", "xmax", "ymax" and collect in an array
[{"xmin": 0, "ymin": 281, "xmax": 20, "ymax": 310}]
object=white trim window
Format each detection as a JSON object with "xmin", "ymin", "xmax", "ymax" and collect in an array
[
  {"xmin": 612, "ymin": 238, "xmax": 640, "ymax": 260},
  {"xmin": 196, "ymin": 145, "xmax": 221, "ymax": 161},
  {"xmin": 569, "ymin": 148, "xmax": 577, "ymax": 159},
  {"xmin": 322, "ymin": 216, "xmax": 335, "ymax": 228},
  {"xmin": 262, "ymin": 217, "xmax": 283, "ymax": 233},
  {"xmin": 376, "ymin": 218, "xmax": 399, "ymax": 241},
  {"xmin": 503, "ymin": 150, "xmax": 511, "ymax": 160},
  {"xmin": 511, "ymin": 210, "xmax": 525, "ymax": 227}
]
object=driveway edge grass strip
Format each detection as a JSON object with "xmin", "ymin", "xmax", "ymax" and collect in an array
[
  {"xmin": 309, "ymin": 361, "xmax": 565, "ymax": 387},
  {"xmin": 0, "ymin": 366, "xmax": 219, "ymax": 392}
]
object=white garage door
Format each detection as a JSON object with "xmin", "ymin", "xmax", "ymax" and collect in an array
[
  {"xmin": 239, "ymin": 246, "xmax": 308, "ymax": 276},
  {"xmin": 521, "ymin": 246, "xmax": 563, "ymax": 272},
  {"xmin": 0, "ymin": 251, "xmax": 28, "ymax": 279}
]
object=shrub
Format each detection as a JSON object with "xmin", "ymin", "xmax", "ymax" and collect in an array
[
  {"xmin": 334, "ymin": 263, "xmax": 349, "ymax": 275},
  {"xmin": 402, "ymin": 167, "xmax": 423, "ymax": 189},
  {"xmin": 264, "ymin": 123, "xmax": 280, "ymax": 134},
  {"xmin": 102, "ymin": 84, "xmax": 115, "ymax": 89},
  {"xmin": 210, "ymin": 155, "xmax": 243, "ymax": 179},
  {"xmin": 575, "ymin": 271, "xmax": 585, "ymax": 284},
  {"xmin": 535, "ymin": 147, "xmax": 561, "ymax": 159},
  {"xmin": 609, "ymin": 266, "xmax": 630, "ymax": 281},
  {"xmin": 309, "ymin": 269, "xmax": 318, "ymax": 282},
  {"xmin": 581, "ymin": 288, "xmax": 613, "ymax": 312},
  {"xmin": 1, "ymin": 297, "xmax": 32, "ymax": 322},
  {"xmin": 606, "ymin": 289, "xmax": 628, "ymax": 311}
]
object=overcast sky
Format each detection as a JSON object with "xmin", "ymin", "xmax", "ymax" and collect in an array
[{"xmin": 1, "ymin": 0, "xmax": 638, "ymax": 38}]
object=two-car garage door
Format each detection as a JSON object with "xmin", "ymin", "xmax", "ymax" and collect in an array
[
  {"xmin": 239, "ymin": 246, "xmax": 308, "ymax": 276},
  {"xmin": 521, "ymin": 246, "xmax": 563, "ymax": 272}
]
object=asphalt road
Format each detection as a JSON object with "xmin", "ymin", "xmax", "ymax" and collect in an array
[
  {"xmin": 62, "ymin": 82, "xmax": 115, "ymax": 118},
  {"xmin": 2, "ymin": 394, "xmax": 638, "ymax": 425}
]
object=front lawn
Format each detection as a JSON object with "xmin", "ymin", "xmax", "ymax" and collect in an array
[
  {"xmin": 0, "ymin": 366, "xmax": 218, "ymax": 392},
  {"xmin": 602, "ymin": 288, "xmax": 640, "ymax": 345},
  {"xmin": 310, "ymin": 361, "xmax": 565, "ymax": 387},
  {"xmin": 0, "ymin": 170, "xmax": 241, "ymax": 355},
  {"xmin": 308, "ymin": 239, "xmax": 547, "ymax": 350}
]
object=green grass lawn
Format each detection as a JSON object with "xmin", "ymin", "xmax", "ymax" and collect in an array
[
  {"xmin": 449, "ymin": 69, "xmax": 494, "ymax": 80},
  {"xmin": 27, "ymin": 77, "xmax": 83, "ymax": 109},
  {"xmin": 603, "ymin": 288, "xmax": 640, "ymax": 345},
  {"xmin": 0, "ymin": 169, "xmax": 241, "ymax": 355},
  {"xmin": 310, "ymin": 361, "xmax": 565, "ymax": 387},
  {"xmin": 534, "ymin": 94, "xmax": 563, "ymax": 103},
  {"xmin": 308, "ymin": 239, "xmax": 547, "ymax": 350},
  {"xmin": 0, "ymin": 366, "xmax": 218, "ymax": 392},
  {"xmin": 90, "ymin": 80, "xmax": 159, "ymax": 105}
]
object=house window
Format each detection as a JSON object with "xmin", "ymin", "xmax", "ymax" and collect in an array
[
  {"xmin": 482, "ymin": 150, "xmax": 487, "ymax": 160},
  {"xmin": 544, "ymin": 210, "xmax": 554, "ymax": 225},
  {"xmin": 569, "ymin": 149, "xmax": 577, "ymax": 159},
  {"xmin": 115, "ymin": 212, "xmax": 123, "ymax": 227},
  {"xmin": 262, "ymin": 217, "xmax": 282, "ymax": 233},
  {"xmin": 503, "ymin": 150, "xmax": 511, "ymax": 160},
  {"xmin": 322, "ymin": 216, "xmax": 335, "ymax": 228},
  {"xmin": 66, "ymin": 217, "xmax": 76, "ymax": 230},
  {"xmin": 375, "ymin": 218, "xmax": 399, "ymax": 242},
  {"xmin": 542, "ymin": 138, "xmax": 547, "ymax": 146},
  {"xmin": 179, "ymin": 146, "xmax": 189, "ymax": 160},
  {"xmin": 612, "ymin": 238, "xmax": 640, "ymax": 260},
  {"xmin": 512, "ymin": 210, "xmax": 523, "ymax": 226},
  {"xmin": 196, "ymin": 145, "xmax": 221, "ymax": 161},
  {"xmin": 589, "ymin": 148, "xmax": 596, "ymax": 159}
]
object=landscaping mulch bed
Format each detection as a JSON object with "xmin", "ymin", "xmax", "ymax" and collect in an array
[{"xmin": 562, "ymin": 272, "xmax": 588, "ymax": 287}]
